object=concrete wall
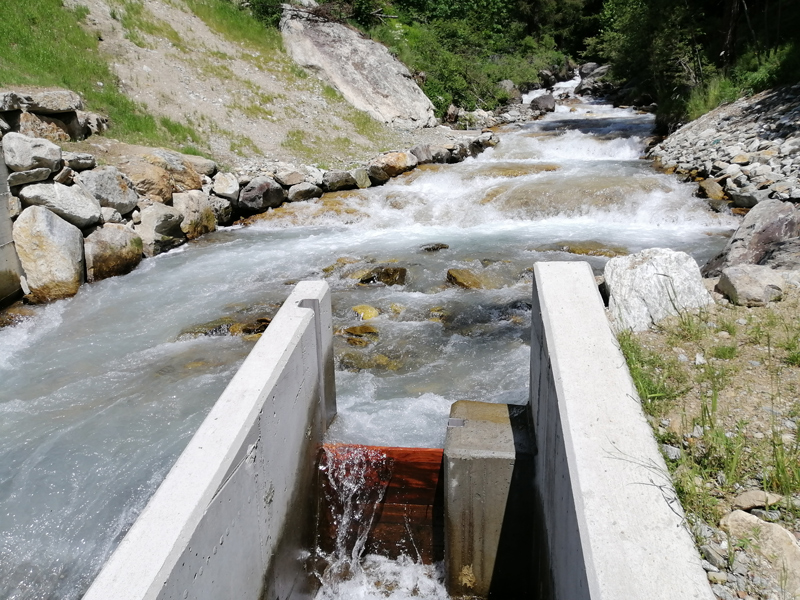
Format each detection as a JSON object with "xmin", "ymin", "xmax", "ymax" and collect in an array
[
  {"xmin": 0, "ymin": 141, "xmax": 24, "ymax": 308},
  {"xmin": 83, "ymin": 280, "xmax": 336, "ymax": 600},
  {"xmin": 529, "ymin": 262, "xmax": 714, "ymax": 600}
]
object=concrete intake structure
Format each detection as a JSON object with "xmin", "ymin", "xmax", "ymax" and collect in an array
[
  {"xmin": 83, "ymin": 280, "xmax": 335, "ymax": 600},
  {"xmin": 529, "ymin": 262, "xmax": 714, "ymax": 599}
]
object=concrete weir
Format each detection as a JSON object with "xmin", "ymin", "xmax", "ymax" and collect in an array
[
  {"xmin": 84, "ymin": 263, "xmax": 715, "ymax": 600},
  {"xmin": 82, "ymin": 280, "xmax": 335, "ymax": 600}
]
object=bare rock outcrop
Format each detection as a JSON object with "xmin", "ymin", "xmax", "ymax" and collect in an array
[{"xmin": 281, "ymin": 9, "xmax": 436, "ymax": 129}]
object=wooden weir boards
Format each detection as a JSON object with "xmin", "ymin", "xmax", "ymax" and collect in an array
[{"xmin": 316, "ymin": 444, "xmax": 445, "ymax": 564}]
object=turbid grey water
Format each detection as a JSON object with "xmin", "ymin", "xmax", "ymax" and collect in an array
[{"xmin": 0, "ymin": 97, "xmax": 737, "ymax": 599}]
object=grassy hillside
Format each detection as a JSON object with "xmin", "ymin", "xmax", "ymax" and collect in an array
[{"xmin": 0, "ymin": 0, "xmax": 204, "ymax": 149}]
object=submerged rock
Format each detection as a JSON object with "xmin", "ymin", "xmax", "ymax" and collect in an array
[
  {"xmin": 446, "ymin": 268, "xmax": 485, "ymax": 289},
  {"xmin": 337, "ymin": 324, "xmax": 379, "ymax": 347},
  {"xmin": 420, "ymin": 243, "xmax": 449, "ymax": 252},
  {"xmin": 338, "ymin": 351, "xmax": 401, "ymax": 371},
  {"xmin": 359, "ymin": 266, "xmax": 407, "ymax": 286},
  {"xmin": 351, "ymin": 304, "xmax": 380, "ymax": 320}
]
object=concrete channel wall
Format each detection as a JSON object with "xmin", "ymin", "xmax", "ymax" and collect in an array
[
  {"xmin": 0, "ymin": 142, "xmax": 24, "ymax": 308},
  {"xmin": 529, "ymin": 262, "xmax": 714, "ymax": 600},
  {"xmin": 83, "ymin": 281, "xmax": 336, "ymax": 600}
]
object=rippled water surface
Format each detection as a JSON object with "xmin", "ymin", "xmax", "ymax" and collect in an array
[{"xmin": 0, "ymin": 97, "xmax": 737, "ymax": 599}]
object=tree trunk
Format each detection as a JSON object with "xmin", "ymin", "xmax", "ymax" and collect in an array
[{"xmin": 721, "ymin": 0, "xmax": 740, "ymax": 67}]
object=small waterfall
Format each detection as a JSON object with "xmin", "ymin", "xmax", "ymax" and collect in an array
[
  {"xmin": 314, "ymin": 446, "xmax": 450, "ymax": 600},
  {"xmin": 316, "ymin": 445, "xmax": 394, "ymax": 591}
]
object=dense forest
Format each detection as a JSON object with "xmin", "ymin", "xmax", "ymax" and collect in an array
[{"xmin": 252, "ymin": 0, "xmax": 799, "ymax": 129}]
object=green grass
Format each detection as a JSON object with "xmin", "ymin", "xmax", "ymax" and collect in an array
[
  {"xmin": 112, "ymin": 0, "xmax": 187, "ymax": 51},
  {"xmin": 0, "ymin": 0, "xmax": 205, "ymax": 149},
  {"xmin": 617, "ymin": 330, "xmax": 686, "ymax": 416},
  {"xmin": 711, "ymin": 345, "xmax": 738, "ymax": 360},
  {"xmin": 183, "ymin": 0, "xmax": 282, "ymax": 56}
]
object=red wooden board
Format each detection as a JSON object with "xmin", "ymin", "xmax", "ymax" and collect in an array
[{"xmin": 317, "ymin": 444, "xmax": 444, "ymax": 563}]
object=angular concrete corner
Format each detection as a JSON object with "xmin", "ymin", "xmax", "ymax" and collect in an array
[
  {"xmin": 83, "ymin": 281, "xmax": 335, "ymax": 600},
  {"xmin": 530, "ymin": 262, "xmax": 714, "ymax": 600},
  {"xmin": 444, "ymin": 400, "xmax": 534, "ymax": 598}
]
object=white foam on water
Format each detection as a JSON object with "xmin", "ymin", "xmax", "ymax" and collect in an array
[
  {"xmin": 315, "ymin": 555, "xmax": 449, "ymax": 600},
  {"xmin": 0, "ymin": 95, "xmax": 739, "ymax": 599}
]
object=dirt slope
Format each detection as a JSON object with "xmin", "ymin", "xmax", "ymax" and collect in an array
[{"xmin": 62, "ymin": 0, "xmax": 465, "ymax": 169}]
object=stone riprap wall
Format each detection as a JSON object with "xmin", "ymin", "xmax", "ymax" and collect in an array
[
  {"xmin": 0, "ymin": 142, "xmax": 25, "ymax": 306},
  {"xmin": 83, "ymin": 280, "xmax": 335, "ymax": 600},
  {"xmin": 649, "ymin": 84, "xmax": 800, "ymax": 208},
  {"xmin": 529, "ymin": 261, "xmax": 714, "ymax": 600},
  {"xmin": 0, "ymin": 96, "xmax": 498, "ymax": 308}
]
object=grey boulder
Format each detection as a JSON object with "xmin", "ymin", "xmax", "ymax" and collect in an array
[
  {"xmin": 530, "ymin": 94, "xmax": 556, "ymax": 112},
  {"xmin": 84, "ymin": 224, "xmax": 143, "ymax": 283},
  {"xmin": 62, "ymin": 151, "xmax": 96, "ymax": 171},
  {"xmin": 717, "ymin": 264, "xmax": 786, "ymax": 306},
  {"xmin": 322, "ymin": 170, "xmax": 357, "ymax": 192},
  {"xmin": 18, "ymin": 181, "xmax": 102, "ymax": 228},
  {"xmin": 135, "ymin": 204, "xmax": 186, "ymax": 257},
  {"xmin": 172, "ymin": 190, "xmax": 217, "ymax": 239},
  {"xmin": 287, "ymin": 182, "xmax": 323, "ymax": 202},
  {"xmin": 12, "ymin": 206, "xmax": 84, "ymax": 303},
  {"xmin": 3, "ymin": 132, "xmax": 62, "ymax": 172},
  {"xmin": 605, "ymin": 248, "xmax": 711, "ymax": 332},
  {"xmin": 8, "ymin": 168, "xmax": 51, "ymax": 187},
  {"xmin": 703, "ymin": 200, "xmax": 800, "ymax": 276},
  {"xmin": 212, "ymin": 172, "xmax": 240, "ymax": 202},
  {"xmin": 77, "ymin": 166, "xmax": 140, "ymax": 215},
  {"xmin": 237, "ymin": 176, "xmax": 284, "ymax": 212}
]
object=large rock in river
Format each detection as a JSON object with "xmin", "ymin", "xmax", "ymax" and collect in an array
[
  {"xmin": 172, "ymin": 190, "xmax": 217, "ymax": 239},
  {"xmin": 12, "ymin": 206, "xmax": 85, "ymax": 303},
  {"xmin": 281, "ymin": 9, "xmax": 436, "ymax": 129},
  {"xmin": 135, "ymin": 204, "xmax": 186, "ymax": 257},
  {"xmin": 84, "ymin": 224, "xmax": 143, "ymax": 283},
  {"xmin": 604, "ymin": 248, "xmax": 711, "ymax": 332}
]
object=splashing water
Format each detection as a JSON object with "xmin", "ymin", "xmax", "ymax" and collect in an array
[{"xmin": 0, "ymin": 93, "xmax": 739, "ymax": 599}]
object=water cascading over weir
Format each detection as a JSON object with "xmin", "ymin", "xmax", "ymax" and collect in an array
[{"xmin": 82, "ymin": 264, "xmax": 715, "ymax": 600}]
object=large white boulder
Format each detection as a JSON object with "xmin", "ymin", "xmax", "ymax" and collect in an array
[
  {"xmin": 2, "ymin": 132, "xmax": 61, "ymax": 172},
  {"xmin": 281, "ymin": 10, "xmax": 437, "ymax": 129},
  {"xmin": 76, "ymin": 166, "xmax": 140, "ymax": 215},
  {"xmin": 604, "ymin": 248, "xmax": 712, "ymax": 332},
  {"xmin": 18, "ymin": 182, "xmax": 102, "ymax": 228},
  {"xmin": 12, "ymin": 206, "xmax": 84, "ymax": 303}
]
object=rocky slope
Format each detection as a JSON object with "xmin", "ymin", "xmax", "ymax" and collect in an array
[{"xmin": 58, "ymin": 0, "xmax": 461, "ymax": 169}]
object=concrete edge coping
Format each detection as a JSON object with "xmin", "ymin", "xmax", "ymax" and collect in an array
[
  {"xmin": 533, "ymin": 262, "xmax": 714, "ymax": 599},
  {"xmin": 83, "ymin": 280, "xmax": 330, "ymax": 600}
]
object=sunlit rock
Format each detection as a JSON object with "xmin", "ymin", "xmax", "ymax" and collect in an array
[{"xmin": 12, "ymin": 206, "xmax": 84, "ymax": 303}]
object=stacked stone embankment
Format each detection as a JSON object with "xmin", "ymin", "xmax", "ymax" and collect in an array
[
  {"xmin": 0, "ymin": 91, "xmax": 499, "ymax": 306},
  {"xmin": 645, "ymin": 84, "xmax": 800, "ymax": 305},
  {"xmin": 650, "ymin": 84, "xmax": 800, "ymax": 208}
]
